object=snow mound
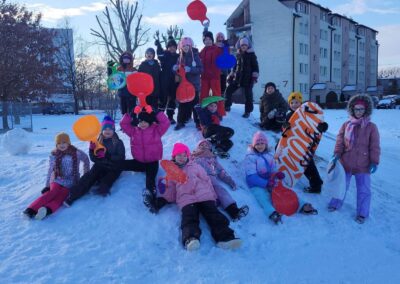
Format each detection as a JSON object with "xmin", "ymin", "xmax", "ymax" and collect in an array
[{"xmin": 2, "ymin": 128, "xmax": 32, "ymax": 155}]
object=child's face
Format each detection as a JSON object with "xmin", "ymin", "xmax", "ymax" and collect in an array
[
  {"xmin": 145, "ymin": 52, "xmax": 154, "ymax": 60},
  {"xmin": 254, "ymin": 142, "xmax": 266, "ymax": 153},
  {"xmin": 204, "ymin": 37, "xmax": 213, "ymax": 47},
  {"xmin": 174, "ymin": 153, "xmax": 188, "ymax": 165},
  {"xmin": 57, "ymin": 142, "xmax": 69, "ymax": 151},
  {"xmin": 168, "ymin": 46, "xmax": 177, "ymax": 53},
  {"xmin": 102, "ymin": 128, "xmax": 114, "ymax": 138},
  {"xmin": 266, "ymin": 86, "xmax": 275, "ymax": 95},
  {"xmin": 138, "ymin": 120, "xmax": 150, "ymax": 129},
  {"xmin": 199, "ymin": 141, "xmax": 211, "ymax": 151},
  {"xmin": 216, "ymin": 35, "xmax": 224, "ymax": 43},
  {"xmin": 353, "ymin": 104, "xmax": 366, "ymax": 119},
  {"xmin": 182, "ymin": 45, "xmax": 190, "ymax": 53},
  {"xmin": 206, "ymin": 103, "xmax": 218, "ymax": 113},
  {"xmin": 240, "ymin": 44, "xmax": 248, "ymax": 52},
  {"xmin": 122, "ymin": 57, "xmax": 131, "ymax": 64},
  {"xmin": 290, "ymin": 99, "xmax": 301, "ymax": 111}
]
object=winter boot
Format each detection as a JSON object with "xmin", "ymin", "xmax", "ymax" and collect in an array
[
  {"xmin": 217, "ymin": 238, "xmax": 242, "ymax": 250},
  {"xmin": 269, "ymin": 211, "xmax": 283, "ymax": 225},
  {"xmin": 303, "ymin": 186, "xmax": 321, "ymax": 194},
  {"xmin": 23, "ymin": 208, "xmax": 36, "ymax": 219},
  {"xmin": 299, "ymin": 203, "xmax": 318, "ymax": 215},
  {"xmin": 213, "ymin": 148, "xmax": 230, "ymax": 159},
  {"xmin": 35, "ymin": 207, "xmax": 52, "ymax": 220},
  {"xmin": 225, "ymin": 204, "xmax": 249, "ymax": 222},
  {"xmin": 355, "ymin": 215, "xmax": 365, "ymax": 224},
  {"xmin": 242, "ymin": 112, "xmax": 250, "ymax": 118},
  {"xmin": 142, "ymin": 188, "xmax": 157, "ymax": 214},
  {"xmin": 185, "ymin": 237, "xmax": 200, "ymax": 251}
]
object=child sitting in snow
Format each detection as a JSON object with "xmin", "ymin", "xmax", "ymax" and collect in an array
[
  {"xmin": 64, "ymin": 116, "xmax": 125, "ymax": 206},
  {"xmin": 119, "ymin": 110, "xmax": 170, "ymax": 213},
  {"xmin": 244, "ymin": 131, "xmax": 318, "ymax": 224},
  {"xmin": 194, "ymin": 100, "xmax": 234, "ymax": 157},
  {"xmin": 329, "ymin": 94, "xmax": 380, "ymax": 224},
  {"xmin": 156, "ymin": 143, "xmax": 242, "ymax": 251},
  {"xmin": 23, "ymin": 133, "xmax": 89, "ymax": 220},
  {"xmin": 191, "ymin": 139, "xmax": 248, "ymax": 221}
]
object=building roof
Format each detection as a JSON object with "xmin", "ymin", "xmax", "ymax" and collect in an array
[
  {"xmin": 311, "ymin": 83, "xmax": 327, "ymax": 90},
  {"xmin": 356, "ymin": 24, "xmax": 379, "ymax": 34},
  {"xmin": 342, "ymin": 85, "xmax": 357, "ymax": 91},
  {"xmin": 280, "ymin": 0, "xmax": 331, "ymax": 12}
]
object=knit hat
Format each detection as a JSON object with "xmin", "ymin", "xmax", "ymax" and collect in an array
[
  {"xmin": 119, "ymin": 51, "xmax": 133, "ymax": 64},
  {"xmin": 101, "ymin": 115, "xmax": 115, "ymax": 131},
  {"xmin": 353, "ymin": 99, "xmax": 368, "ymax": 108},
  {"xmin": 288, "ymin": 91, "xmax": 303, "ymax": 104},
  {"xmin": 138, "ymin": 111, "xmax": 156, "ymax": 124},
  {"xmin": 203, "ymin": 31, "xmax": 214, "ymax": 43},
  {"xmin": 239, "ymin": 37, "xmax": 249, "ymax": 46},
  {"xmin": 252, "ymin": 131, "xmax": 268, "ymax": 147},
  {"xmin": 167, "ymin": 37, "xmax": 178, "ymax": 48},
  {"xmin": 172, "ymin": 142, "xmax": 191, "ymax": 159},
  {"xmin": 178, "ymin": 37, "xmax": 194, "ymax": 50},
  {"xmin": 215, "ymin": 32, "xmax": 225, "ymax": 41},
  {"xmin": 145, "ymin": 47, "xmax": 155, "ymax": 55},
  {"xmin": 265, "ymin": 82, "xmax": 276, "ymax": 90},
  {"xmin": 55, "ymin": 132, "xmax": 71, "ymax": 145}
]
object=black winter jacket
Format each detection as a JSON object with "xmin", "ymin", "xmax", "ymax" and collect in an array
[
  {"xmin": 260, "ymin": 90, "xmax": 288, "ymax": 125},
  {"xmin": 233, "ymin": 51, "xmax": 259, "ymax": 87},
  {"xmin": 138, "ymin": 60, "xmax": 161, "ymax": 99}
]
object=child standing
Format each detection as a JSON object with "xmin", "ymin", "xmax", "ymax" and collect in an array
[
  {"xmin": 191, "ymin": 139, "xmax": 249, "ymax": 221},
  {"xmin": 194, "ymin": 101, "xmax": 234, "ymax": 156},
  {"xmin": 117, "ymin": 51, "xmax": 137, "ymax": 115},
  {"xmin": 23, "ymin": 133, "xmax": 89, "ymax": 219},
  {"xmin": 245, "ymin": 131, "xmax": 318, "ymax": 224},
  {"xmin": 155, "ymin": 36, "xmax": 179, "ymax": 124},
  {"xmin": 285, "ymin": 92, "xmax": 326, "ymax": 193},
  {"xmin": 259, "ymin": 82, "xmax": 288, "ymax": 132},
  {"xmin": 64, "ymin": 116, "xmax": 125, "ymax": 206},
  {"xmin": 329, "ymin": 94, "xmax": 380, "ymax": 224},
  {"xmin": 119, "ymin": 110, "xmax": 170, "ymax": 213},
  {"xmin": 157, "ymin": 143, "xmax": 241, "ymax": 251},
  {"xmin": 224, "ymin": 37, "xmax": 259, "ymax": 118},
  {"xmin": 173, "ymin": 37, "xmax": 203, "ymax": 131},
  {"xmin": 215, "ymin": 32, "xmax": 229, "ymax": 96},
  {"xmin": 138, "ymin": 48, "xmax": 161, "ymax": 110}
]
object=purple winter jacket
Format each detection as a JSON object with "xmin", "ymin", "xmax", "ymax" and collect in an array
[
  {"xmin": 120, "ymin": 112, "xmax": 170, "ymax": 163},
  {"xmin": 334, "ymin": 121, "xmax": 380, "ymax": 174},
  {"xmin": 159, "ymin": 161, "xmax": 217, "ymax": 209}
]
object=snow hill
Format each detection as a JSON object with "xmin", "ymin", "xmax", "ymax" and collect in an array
[{"xmin": 1, "ymin": 105, "xmax": 399, "ymax": 283}]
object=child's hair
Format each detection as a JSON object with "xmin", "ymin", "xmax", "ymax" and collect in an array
[{"xmin": 97, "ymin": 132, "xmax": 119, "ymax": 146}]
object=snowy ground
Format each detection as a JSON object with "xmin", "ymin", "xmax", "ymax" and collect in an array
[{"xmin": 1, "ymin": 105, "xmax": 400, "ymax": 283}]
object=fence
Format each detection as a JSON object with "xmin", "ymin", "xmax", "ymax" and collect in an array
[{"xmin": 0, "ymin": 102, "xmax": 33, "ymax": 133}]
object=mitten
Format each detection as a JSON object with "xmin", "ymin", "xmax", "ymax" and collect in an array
[
  {"xmin": 89, "ymin": 142, "xmax": 96, "ymax": 150},
  {"xmin": 275, "ymin": 171, "xmax": 285, "ymax": 180},
  {"xmin": 96, "ymin": 149, "xmax": 106, "ymax": 159},
  {"xmin": 41, "ymin": 187, "xmax": 50, "ymax": 194},
  {"xmin": 154, "ymin": 39, "xmax": 161, "ymax": 47},
  {"xmin": 172, "ymin": 65, "xmax": 179, "ymax": 72},
  {"xmin": 184, "ymin": 66, "xmax": 191, "ymax": 73},
  {"xmin": 267, "ymin": 109, "xmax": 277, "ymax": 120},
  {"xmin": 317, "ymin": 122, "xmax": 329, "ymax": 133},
  {"xmin": 369, "ymin": 164, "xmax": 378, "ymax": 174}
]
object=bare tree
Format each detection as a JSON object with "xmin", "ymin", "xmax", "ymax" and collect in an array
[
  {"xmin": 378, "ymin": 67, "xmax": 400, "ymax": 79},
  {"xmin": 0, "ymin": 0, "xmax": 60, "ymax": 129},
  {"xmin": 153, "ymin": 25, "xmax": 184, "ymax": 48},
  {"xmin": 90, "ymin": 0, "xmax": 150, "ymax": 61}
]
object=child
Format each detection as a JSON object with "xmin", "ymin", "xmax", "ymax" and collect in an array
[
  {"xmin": 199, "ymin": 29, "xmax": 225, "ymax": 117},
  {"xmin": 329, "ymin": 94, "xmax": 380, "ymax": 224},
  {"xmin": 119, "ymin": 110, "xmax": 170, "ymax": 213},
  {"xmin": 285, "ymin": 92, "xmax": 326, "ymax": 193},
  {"xmin": 155, "ymin": 36, "xmax": 179, "ymax": 124},
  {"xmin": 215, "ymin": 32, "xmax": 229, "ymax": 96},
  {"xmin": 173, "ymin": 37, "xmax": 203, "ymax": 131},
  {"xmin": 244, "ymin": 131, "xmax": 318, "ymax": 224},
  {"xmin": 259, "ymin": 82, "xmax": 288, "ymax": 132},
  {"xmin": 191, "ymin": 139, "xmax": 249, "ymax": 221},
  {"xmin": 23, "ymin": 133, "xmax": 89, "ymax": 220},
  {"xmin": 138, "ymin": 48, "xmax": 161, "ymax": 110},
  {"xmin": 195, "ymin": 101, "xmax": 234, "ymax": 157},
  {"xmin": 64, "ymin": 116, "xmax": 125, "ymax": 206},
  {"xmin": 157, "ymin": 143, "xmax": 241, "ymax": 251},
  {"xmin": 224, "ymin": 37, "xmax": 259, "ymax": 118},
  {"xmin": 117, "ymin": 51, "xmax": 137, "ymax": 115}
]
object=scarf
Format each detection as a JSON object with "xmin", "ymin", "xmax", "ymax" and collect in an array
[
  {"xmin": 52, "ymin": 145, "xmax": 79, "ymax": 183},
  {"xmin": 344, "ymin": 116, "xmax": 370, "ymax": 151}
]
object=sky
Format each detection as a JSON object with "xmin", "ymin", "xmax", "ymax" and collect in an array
[{"xmin": 13, "ymin": 0, "xmax": 400, "ymax": 69}]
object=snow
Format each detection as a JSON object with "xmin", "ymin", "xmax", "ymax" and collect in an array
[
  {"xmin": 2, "ymin": 128, "xmax": 32, "ymax": 155},
  {"xmin": 1, "ymin": 106, "xmax": 400, "ymax": 283}
]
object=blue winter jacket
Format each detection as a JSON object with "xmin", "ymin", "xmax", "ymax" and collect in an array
[{"xmin": 244, "ymin": 148, "xmax": 277, "ymax": 188}]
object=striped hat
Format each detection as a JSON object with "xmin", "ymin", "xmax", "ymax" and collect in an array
[{"xmin": 101, "ymin": 115, "xmax": 115, "ymax": 131}]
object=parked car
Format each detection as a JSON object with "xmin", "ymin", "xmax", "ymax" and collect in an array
[
  {"xmin": 370, "ymin": 96, "xmax": 379, "ymax": 108},
  {"xmin": 61, "ymin": 105, "xmax": 74, "ymax": 114},
  {"xmin": 42, "ymin": 105, "xmax": 63, "ymax": 115},
  {"xmin": 377, "ymin": 99, "xmax": 396, "ymax": 109}
]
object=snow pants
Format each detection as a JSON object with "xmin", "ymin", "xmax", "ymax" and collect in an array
[
  {"xmin": 120, "ymin": 159, "xmax": 159, "ymax": 190},
  {"xmin": 200, "ymin": 78, "xmax": 225, "ymax": 117},
  {"xmin": 28, "ymin": 182, "xmax": 69, "ymax": 213},
  {"xmin": 181, "ymin": 201, "xmax": 235, "ymax": 245},
  {"xmin": 177, "ymin": 91, "xmax": 199, "ymax": 125},
  {"xmin": 328, "ymin": 173, "xmax": 371, "ymax": 218},
  {"xmin": 224, "ymin": 84, "xmax": 254, "ymax": 113},
  {"xmin": 304, "ymin": 158, "xmax": 323, "ymax": 191},
  {"xmin": 203, "ymin": 124, "xmax": 234, "ymax": 152},
  {"xmin": 159, "ymin": 81, "xmax": 177, "ymax": 119},
  {"xmin": 120, "ymin": 95, "xmax": 136, "ymax": 115}
]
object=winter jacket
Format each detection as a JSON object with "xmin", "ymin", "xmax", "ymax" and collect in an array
[
  {"xmin": 117, "ymin": 58, "xmax": 137, "ymax": 98},
  {"xmin": 45, "ymin": 149, "xmax": 90, "ymax": 189},
  {"xmin": 176, "ymin": 48, "xmax": 203, "ymax": 91},
  {"xmin": 194, "ymin": 105, "xmax": 221, "ymax": 127},
  {"xmin": 159, "ymin": 161, "xmax": 217, "ymax": 209},
  {"xmin": 199, "ymin": 45, "xmax": 223, "ymax": 80},
  {"xmin": 89, "ymin": 134, "xmax": 125, "ymax": 169},
  {"xmin": 120, "ymin": 112, "xmax": 170, "ymax": 163},
  {"xmin": 138, "ymin": 59, "xmax": 161, "ymax": 99},
  {"xmin": 260, "ymin": 90, "xmax": 288, "ymax": 125},
  {"xmin": 156, "ymin": 44, "xmax": 179, "ymax": 89},
  {"xmin": 244, "ymin": 148, "xmax": 277, "ymax": 188},
  {"xmin": 232, "ymin": 50, "xmax": 259, "ymax": 88}
]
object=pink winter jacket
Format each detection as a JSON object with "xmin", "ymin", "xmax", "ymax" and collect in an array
[
  {"xmin": 160, "ymin": 161, "xmax": 217, "ymax": 209},
  {"xmin": 120, "ymin": 112, "xmax": 170, "ymax": 163},
  {"xmin": 334, "ymin": 121, "xmax": 380, "ymax": 174}
]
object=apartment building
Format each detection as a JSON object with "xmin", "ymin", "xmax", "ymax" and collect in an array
[{"xmin": 225, "ymin": 0, "xmax": 379, "ymax": 104}]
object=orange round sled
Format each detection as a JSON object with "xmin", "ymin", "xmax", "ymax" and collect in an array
[{"xmin": 73, "ymin": 115, "xmax": 105, "ymax": 154}]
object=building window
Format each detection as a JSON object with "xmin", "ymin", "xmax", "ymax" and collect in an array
[
  {"xmin": 359, "ymin": 42, "xmax": 365, "ymax": 51},
  {"xmin": 349, "ymin": 39, "xmax": 356, "ymax": 49},
  {"xmin": 320, "ymin": 48, "xmax": 328, "ymax": 58},
  {"xmin": 304, "ymin": 83, "xmax": 309, "ymax": 93},
  {"xmin": 297, "ymin": 2, "xmax": 309, "ymax": 14},
  {"xmin": 334, "ymin": 51, "xmax": 341, "ymax": 61},
  {"xmin": 332, "ymin": 17, "xmax": 341, "ymax": 27},
  {"xmin": 334, "ymin": 34, "xmax": 341, "ymax": 44},
  {"xmin": 320, "ymin": 11, "xmax": 327, "ymax": 22},
  {"xmin": 320, "ymin": 66, "xmax": 327, "ymax": 76},
  {"xmin": 349, "ymin": 70, "xmax": 355, "ymax": 80},
  {"xmin": 359, "ymin": 56, "xmax": 365, "ymax": 66},
  {"xmin": 320, "ymin": 29, "xmax": 328, "ymax": 40},
  {"xmin": 300, "ymin": 63, "xmax": 308, "ymax": 74},
  {"xmin": 334, "ymin": 68, "xmax": 340, "ymax": 78},
  {"xmin": 359, "ymin": 72, "xmax": 365, "ymax": 81}
]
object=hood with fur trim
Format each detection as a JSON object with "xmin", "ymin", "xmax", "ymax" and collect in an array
[{"xmin": 347, "ymin": 94, "xmax": 373, "ymax": 118}]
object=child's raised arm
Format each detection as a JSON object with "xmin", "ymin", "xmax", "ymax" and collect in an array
[
  {"xmin": 155, "ymin": 111, "xmax": 170, "ymax": 136},
  {"xmin": 120, "ymin": 113, "xmax": 135, "ymax": 137}
]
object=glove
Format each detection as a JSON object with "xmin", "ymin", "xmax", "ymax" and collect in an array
[
  {"xmin": 252, "ymin": 76, "xmax": 258, "ymax": 84},
  {"xmin": 172, "ymin": 65, "xmax": 179, "ymax": 72},
  {"xmin": 317, "ymin": 122, "xmax": 329, "ymax": 133},
  {"xmin": 41, "ymin": 187, "xmax": 50, "ymax": 194},
  {"xmin": 282, "ymin": 121, "xmax": 290, "ymax": 130},
  {"xmin": 267, "ymin": 179, "xmax": 275, "ymax": 193},
  {"xmin": 369, "ymin": 164, "xmax": 378, "ymax": 174},
  {"xmin": 267, "ymin": 109, "xmax": 277, "ymax": 120},
  {"xmin": 154, "ymin": 39, "xmax": 161, "ymax": 47},
  {"xmin": 275, "ymin": 171, "xmax": 285, "ymax": 180},
  {"xmin": 96, "ymin": 149, "xmax": 106, "ymax": 159},
  {"xmin": 184, "ymin": 66, "xmax": 191, "ymax": 73},
  {"xmin": 89, "ymin": 142, "xmax": 96, "ymax": 150}
]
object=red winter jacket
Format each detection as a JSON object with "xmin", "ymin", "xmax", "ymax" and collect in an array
[{"xmin": 199, "ymin": 45, "xmax": 223, "ymax": 80}]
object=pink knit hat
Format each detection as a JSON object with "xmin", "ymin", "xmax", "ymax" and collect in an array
[
  {"xmin": 216, "ymin": 32, "xmax": 225, "ymax": 41},
  {"xmin": 240, "ymin": 37, "xmax": 249, "ymax": 46},
  {"xmin": 178, "ymin": 37, "xmax": 194, "ymax": 50},
  {"xmin": 172, "ymin": 142, "xmax": 191, "ymax": 158},
  {"xmin": 252, "ymin": 131, "xmax": 268, "ymax": 147}
]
